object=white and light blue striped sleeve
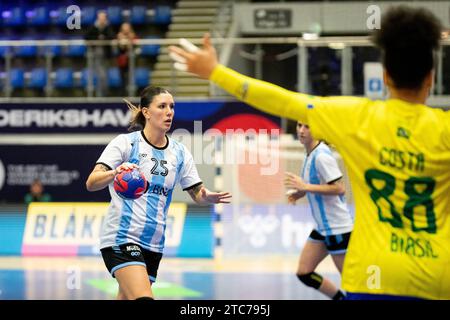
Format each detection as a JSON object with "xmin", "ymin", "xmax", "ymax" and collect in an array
[
  {"xmin": 96, "ymin": 134, "xmax": 129, "ymax": 171},
  {"xmin": 178, "ymin": 144, "xmax": 202, "ymax": 191},
  {"xmin": 315, "ymin": 152, "xmax": 342, "ymax": 184}
]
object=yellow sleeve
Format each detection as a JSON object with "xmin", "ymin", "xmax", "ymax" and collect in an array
[
  {"xmin": 210, "ymin": 64, "xmax": 370, "ymax": 146},
  {"xmin": 210, "ymin": 64, "xmax": 309, "ymax": 123}
]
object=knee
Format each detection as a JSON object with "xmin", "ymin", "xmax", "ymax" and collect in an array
[{"xmin": 296, "ymin": 271, "xmax": 323, "ymax": 289}]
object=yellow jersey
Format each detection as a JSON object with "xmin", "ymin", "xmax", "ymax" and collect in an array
[{"xmin": 211, "ymin": 64, "xmax": 450, "ymax": 299}]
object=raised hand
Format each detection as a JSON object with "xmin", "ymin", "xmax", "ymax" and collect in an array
[
  {"xmin": 168, "ymin": 33, "xmax": 218, "ymax": 79},
  {"xmin": 284, "ymin": 172, "xmax": 308, "ymax": 193}
]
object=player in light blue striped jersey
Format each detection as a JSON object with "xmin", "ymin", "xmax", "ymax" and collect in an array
[
  {"xmin": 86, "ymin": 86, "xmax": 231, "ymax": 300},
  {"xmin": 285, "ymin": 122, "xmax": 353, "ymax": 300}
]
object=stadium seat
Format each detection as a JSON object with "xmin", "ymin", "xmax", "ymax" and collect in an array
[
  {"xmin": 81, "ymin": 68, "xmax": 98, "ymax": 87},
  {"xmin": 14, "ymin": 38, "xmax": 38, "ymax": 57},
  {"xmin": 134, "ymin": 68, "xmax": 150, "ymax": 87},
  {"xmin": 2, "ymin": 8, "xmax": 25, "ymax": 27},
  {"xmin": 29, "ymin": 7, "xmax": 49, "ymax": 26},
  {"xmin": 107, "ymin": 6, "xmax": 122, "ymax": 25},
  {"xmin": 54, "ymin": 68, "xmax": 73, "ymax": 88},
  {"xmin": 0, "ymin": 71, "xmax": 5, "ymax": 87},
  {"xmin": 81, "ymin": 7, "xmax": 96, "ymax": 26},
  {"xmin": 9, "ymin": 68, "xmax": 24, "ymax": 88},
  {"xmin": 0, "ymin": 46, "xmax": 11, "ymax": 57},
  {"xmin": 140, "ymin": 37, "xmax": 160, "ymax": 57},
  {"xmin": 28, "ymin": 68, "xmax": 47, "ymax": 89},
  {"xmin": 131, "ymin": 6, "xmax": 147, "ymax": 24},
  {"xmin": 43, "ymin": 36, "xmax": 63, "ymax": 57},
  {"xmin": 107, "ymin": 67, "xmax": 122, "ymax": 87},
  {"xmin": 0, "ymin": 39, "xmax": 11, "ymax": 57},
  {"xmin": 54, "ymin": 7, "xmax": 68, "ymax": 26},
  {"xmin": 154, "ymin": 6, "xmax": 171, "ymax": 25},
  {"xmin": 66, "ymin": 39, "xmax": 87, "ymax": 57}
]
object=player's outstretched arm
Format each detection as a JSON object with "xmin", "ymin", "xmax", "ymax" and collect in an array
[
  {"xmin": 284, "ymin": 172, "xmax": 345, "ymax": 196},
  {"xmin": 187, "ymin": 183, "xmax": 232, "ymax": 205},
  {"xmin": 169, "ymin": 34, "xmax": 309, "ymax": 123}
]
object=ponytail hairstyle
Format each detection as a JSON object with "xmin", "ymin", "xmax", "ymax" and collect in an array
[
  {"xmin": 124, "ymin": 86, "xmax": 171, "ymax": 132},
  {"xmin": 372, "ymin": 6, "xmax": 442, "ymax": 90}
]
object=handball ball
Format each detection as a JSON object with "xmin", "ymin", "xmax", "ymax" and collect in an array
[{"xmin": 113, "ymin": 168, "xmax": 148, "ymax": 199}]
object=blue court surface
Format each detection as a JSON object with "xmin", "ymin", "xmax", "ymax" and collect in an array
[{"xmin": 0, "ymin": 256, "xmax": 341, "ymax": 300}]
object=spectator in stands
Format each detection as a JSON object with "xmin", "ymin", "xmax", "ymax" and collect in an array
[
  {"xmin": 84, "ymin": 11, "xmax": 115, "ymax": 97},
  {"xmin": 24, "ymin": 179, "xmax": 52, "ymax": 204},
  {"xmin": 442, "ymin": 29, "xmax": 449, "ymax": 39},
  {"xmin": 117, "ymin": 23, "xmax": 138, "ymax": 93}
]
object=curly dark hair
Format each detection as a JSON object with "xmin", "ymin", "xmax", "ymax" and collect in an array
[{"xmin": 372, "ymin": 6, "xmax": 442, "ymax": 89}]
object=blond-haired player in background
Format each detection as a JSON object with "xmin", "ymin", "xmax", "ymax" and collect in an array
[{"xmin": 285, "ymin": 121, "xmax": 353, "ymax": 300}]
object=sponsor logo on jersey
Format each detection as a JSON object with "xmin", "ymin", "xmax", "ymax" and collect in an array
[
  {"xmin": 148, "ymin": 184, "xmax": 169, "ymax": 197},
  {"xmin": 397, "ymin": 127, "xmax": 411, "ymax": 139}
]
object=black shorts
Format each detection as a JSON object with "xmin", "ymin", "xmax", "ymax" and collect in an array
[
  {"xmin": 307, "ymin": 229, "xmax": 351, "ymax": 255},
  {"xmin": 100, "ymin": 243, "xmax": 163, "ymax": 283}
]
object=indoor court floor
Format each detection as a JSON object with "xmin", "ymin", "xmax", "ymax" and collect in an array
[{"xmin": 0, "ymin": 255, "xmax": 341, "ymax": 300}]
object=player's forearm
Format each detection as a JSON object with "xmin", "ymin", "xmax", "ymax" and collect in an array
[
  {"xmin": 210, "ymin": 64, "xmax": 309, "ymax": 123},
  {"xmin": 187, "ymin": 184, "xmax": 207, "ymax": 205},
  {"xmin": 188, "ymin": 189, "xmax": 202, "ymax": 204},
  {"xmin": 304, "ymin": 183, "xmax": 345, "ymax": 196},
  {"xmin": 193, "ymin": 193, "xmax": 209, "ymax": 205},
  {"xmin": 86, "ymin": 170, "xmax": 116, "ymax": 192}
]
